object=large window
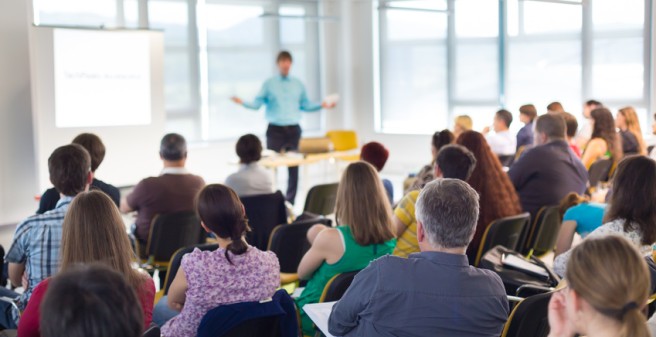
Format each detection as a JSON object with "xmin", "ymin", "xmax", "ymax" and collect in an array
[{"xmin": 377, "ymin": 0, "xmax": 651, "ymax": 134}]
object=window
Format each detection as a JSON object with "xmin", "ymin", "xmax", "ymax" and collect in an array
[{"xmin": 34, "ymin": 0, "xmax": 117, "ymax": 27}]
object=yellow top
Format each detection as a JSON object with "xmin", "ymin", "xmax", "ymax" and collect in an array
[{"xmin": 393, "ymin": 190, "xmax": 421, "ymax": 257}]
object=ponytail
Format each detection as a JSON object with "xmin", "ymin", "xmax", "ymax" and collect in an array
[
  {"xmin": 619, "ymin": 308, "xmax": 649, "ymax": 337},
  {"xmin": 558, "ymin": 192, "xmax": 586, "ymax": 220},
  {"xmin": 224, "ymin": 218, "xmax": 251, "ymax": 265}
]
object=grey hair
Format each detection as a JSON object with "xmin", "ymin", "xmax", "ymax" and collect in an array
[{"xmin": 415, "ymin": 179, "xmax": 480, "ymax": 249}]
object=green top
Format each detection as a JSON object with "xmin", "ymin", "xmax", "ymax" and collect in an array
[{"xmin": 296, "ymin": 225, "xmax": 396, "ymax": 335}]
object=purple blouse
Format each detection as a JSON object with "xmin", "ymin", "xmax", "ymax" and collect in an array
[{"xmin": 161, "ymin": 246, "xmax": 280, "ymax": 337}]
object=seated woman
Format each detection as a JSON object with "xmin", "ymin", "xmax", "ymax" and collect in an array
[
  {"xmin": 360, "ymin": 141, "xmax": 394, "ymax": 205},
  {"xmin": 453, "ymin": 115, "xmax": 473, "ymax": 139},
  {"xmin": 456, "ymin": 131, "xmax": 523, "ymax": 264},
  {"xmin": 616, "ymin": 106, "xmax": 647, "ymax": 156},
  {"xmin": 18, "ymin": 191, "xmax": 155, "ymax": 337},
  {"xmin": 581, "ymin": 108, "xmax": 623, "ymax": 169},
  {"xmin": 548, "ymin": 236, "xmax": 650, "ymax": 337},
  {"xmin": 225, "ymin": 134, "xmax": 274, "ymax": 196},
  {"xmin": 405, "ymin": 130, "xmax": 455, "ymax": 194},
  {"xmin": 554, "ymin": 155, "xmax": 656, "ymax": 277},
  {"xmin": 154, "ymin": 184, "xmax": 279, "ymax": 337},
  {"xmin": 295, "ymin": 161, "xmax": 397, "ymax": 336},
  {"xmin": 554, "ymin": 193, "xmax": 606, "ymax": 257}
]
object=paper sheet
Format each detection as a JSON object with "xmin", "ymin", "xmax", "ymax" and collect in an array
[{"xmin": 303, "ymin": 301, "xmax": 338, "ymax": 337}]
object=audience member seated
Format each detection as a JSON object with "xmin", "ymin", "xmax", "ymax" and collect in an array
[
  {"xmin": 360, "ymin": 141, "xmax": 394, "ymax": 205},
  {"xmin": 581, "ymin": 108, "xmax": 623, "ymax": 169},
  {"xmin": 561, "ymin": 112, "xmax": 582, "ymax": 158},
  {"xmin": 295, "ymin": 162, "xmax": 396, "ymax": 336},
  {"xmin": 616, "ymin": 106, "xmax": 647, "ymax": 155},
  {"xmin": 516, "ymin": 104, "xmax": 537, "ymax": 151},
  {"xmin": 553, "ymin": 155, "xmax": 656, "ymax": 276},
  {"xmin": 457, "ymin": 131, "xmax": 522, "ymax": 263},
  {"xmin": 18, "ymin": 191, "xmax": 156, "ymax": 337},
  {"xmin": 405, "ymin": 129, "xmax": 454, "ymax": 194},
  {"xmin": 575, "ymin": 99, "xmax": 604, "ymax": 148},
  {"xmin": 483, "ymin": 109, "xmax": 516, "ymax": 157},
  {"xmin": 37, "ymin": 133, "xmax": 120, "ymax": 214},
  {"xmin": 154, "ymin": 184, "xmax": 279, "ymax": 336},
  {"xmin": 548, "ymin": 236, "xmax": 650, "ymax": 337},
  {"xmin": 40, "ymin": 265, "xmax": 145, "ymax": 337},
  {"xmin": 0, "ymin": 144, "xmax": 92, "ymax": 329},
  {"xmin": 328, "ymin": 179, "xmax": 509, "ymax": 337},
  {"xmin": 225, "ymin": 134, "xmax": 274, "ymax": 196},
  {"xmin": 554, "ymin": 193, "xmax": 606, "ymax": 257},
  {"xmin": 453, "ymin": 115, "xmax": 473, "ymax": 139},
  {"xmin": 394, "ymin": 144, "xmax": 477, "ymax": 258},
  {"xmin": 547, "ymin": 101, "xmax": 565, "ymax": 113},
  {"xmin": 509, "ymin": 114, "xmax": 588, "ymax": 218},
  {"xmin": 121, "ymin": 133, "xmax": 205, "ymax": 254},
  {"xmin": 651, "ymin": 112, "xmax": 656, "ymax": 159}
]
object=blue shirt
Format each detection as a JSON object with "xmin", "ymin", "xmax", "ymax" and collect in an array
[
  {"xmin": 6, "ymin": 196, "xmax": 72, "ymax": 310},
  {"xmin": 328, "ymin": 252, "xmax": 509, "ymax": 337},
  {"xmin": 563, "ymin": 203, "xmax": 606, "ymax": 238},
  {"xmin": 242, "ymin": 75, "xmax": 322, "ymax": 126},
  {"xmin": 516, "ymin": 121, "xmax": 534, "ymax": 151}
]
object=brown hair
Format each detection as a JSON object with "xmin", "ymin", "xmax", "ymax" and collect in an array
[
  {"xmin": 546, "ymin": 102, "xmax": 564, "ymax": 113},
  {"xmin": 590, "ymin": 108, "xmax": 623, "ymax": 162},
  {"xmin": 276, "ymin": 51, "xmax": 293, "ymax": 63},
  {"xmin": 618, "ymin": 106, "xmax": 647, "ymax": 155},
  {"xmin": 519, "ymin": 104, "xmax": 538, "ymax": 121},
  {"xmin": 605, "ymin": 155, "xmax": 656, "ymax": 245},
  {"xmin": 196, "ymin": 184, "xmax": 250, "ymax": 264},
  {"xmin": 49, "ymin": 144, "xmax": 91, "ymax": 197},
  {"xmin": 558, "ymin": 192, "xmax": 587, "ymax": 220},
  {"xmin": 561, "ymin": 112, "xmax": 579, "ymax": 138},
  {"xmin": 335, "ymin": 162, "xmax": 395, "ymax": 246},
  {"xmin": 61, "ymin": 191, "xmax": 146, "ymax": 290},
  {"xmin": 72, "ymin": 133, "xmax": 106, "ymax": 172},
  {"xmin": 567, "ymin": 236, "xmax": 650, "ymax": 337},
  {"xmin": 236, "ymin": 134, "xmax": 262, "ymax": 164},
  {"xmin": 456, "ymin": 131, "xmax": 522, "ymax": 257}
]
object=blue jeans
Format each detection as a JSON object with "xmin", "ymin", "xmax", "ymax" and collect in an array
[
  {"xmin": 0, "ymin": 288, "xmax": 19, "ymax": 329},
  {"xmin": 152, "ymin": 295, "xmax": 180, "ymax": 327}
]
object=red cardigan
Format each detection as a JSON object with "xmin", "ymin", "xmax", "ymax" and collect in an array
[{"xmin": 17, "ymin": 275, "xmax": 155, "ymax": 337}]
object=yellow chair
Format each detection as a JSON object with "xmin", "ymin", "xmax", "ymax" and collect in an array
[{"xmin": 326, "ymin": 130, "xmax": 358, "ymax": 152}]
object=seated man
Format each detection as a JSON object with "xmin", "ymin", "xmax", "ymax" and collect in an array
[
  {"xmin": 509, "ymin": 113, "xmax": 588, "ymax": 218},
  {"xmin": 2, "ymin": 144, "xmax": 92, "ymax": 328},
  {"xmin": 360, "ymin": 141, "xmax": 393, "ymax": 205},
  {"xmin": 484, "ymin": 109, "xmax": 516, "ymax": 157},
  {"xmin": 328, "ymin": 179, "xmax": 509, "ymax": 337},
  {"xmin": 40, "ymin": 265, "xmax": 144, "ymax": 337},
  {"xmin": 393, "ymin": 144, "xmax": 476, "ymax": 257},
  {"xmin": 37, "ymin": 133, "xmax": 120, "ymax": 214},
  {"xmin": 121, "ymin": 133, "xmax": 205, "ymax": 254},
  {"xmin": 225, "ymin": 134, "xmax": 274, "ymax": 196}
]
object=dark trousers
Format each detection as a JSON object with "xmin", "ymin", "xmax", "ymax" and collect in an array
[{"xmin": 266, "ymin": 124, "xmax": 301, "ymax": 204}]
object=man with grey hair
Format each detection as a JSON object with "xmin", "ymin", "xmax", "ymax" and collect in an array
[{"xmin": 328, "ymin": 179, "xmax": 509, "ymax": 337}]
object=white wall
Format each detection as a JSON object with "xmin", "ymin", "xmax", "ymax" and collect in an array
[{"xmin": 0, "ymin": 0, "xmax": 39, "ymax": 225}]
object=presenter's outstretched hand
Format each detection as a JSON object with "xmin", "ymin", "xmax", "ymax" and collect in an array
[
  {"xmin": 322, "ymin": 101, "xmax": 337, "ymax": 109},
  {"xmin": 231, "ymin": 96, "xmax": 243, "ymax": 105}
]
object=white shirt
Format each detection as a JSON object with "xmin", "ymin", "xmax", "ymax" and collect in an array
[
  {"xmin": 225, "ymin": 163, "xmax": 274, "ymax": 197},
  {"xmin": 575, "ymin": 120, "xmax": 593, "ymax": 147},
  {"xmin": 485, "ymin": 130, "xmax": 516, "ymax": 156},
  {"xmin": 160, "ymin": 167, "xmax": 190, "ymax": 175}
]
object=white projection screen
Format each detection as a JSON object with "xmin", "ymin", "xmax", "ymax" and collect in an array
[{"xmin": 30, "ymin": 27, "xmax": 166, "ymax": 191}]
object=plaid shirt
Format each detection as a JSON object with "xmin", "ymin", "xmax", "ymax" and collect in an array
[{"xmin": 6, "ymin": 196, "xmax": 72, "ymax": 311}]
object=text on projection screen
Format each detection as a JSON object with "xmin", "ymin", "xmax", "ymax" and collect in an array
[{"xmin": 54, "ymin": 29, "xmax": 151, "ymax": 128}]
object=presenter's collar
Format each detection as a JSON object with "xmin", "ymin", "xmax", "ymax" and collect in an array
[{"xmin": 278, "ymin": 74, "xmax": 290, "ymax": 81}]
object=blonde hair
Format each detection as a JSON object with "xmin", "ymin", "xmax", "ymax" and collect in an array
[
  {"xmin": 566, "ymin": 236, "xmax": 650, "ymax": 337},
  {"xmin": 335, "ymin": 161, "xmax": 395, "ymax": 246},
  {"xmin": 619, "ymin": 106, "xmax": 647, "ymax": 155},
  {"xmin": 454, "ymin": 115, "xmax": 473, "ymax": 132},
  {"xmin": 61, "ymin": 191, "xmax": 146, "ymax": 290}
]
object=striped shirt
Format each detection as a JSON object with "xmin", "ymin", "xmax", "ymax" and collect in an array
[
  {"xmin": 6, "ymin": 196, "xmax": 72, "ymax": 311},
  {"xmin": 393, "ymin": 190, "xmax": 420, "ymax": 258}
]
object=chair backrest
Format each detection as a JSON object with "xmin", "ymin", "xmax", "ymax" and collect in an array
[
  {"xmin": 219, "ymin": 316, "xmax": 281, "ymax": 337},
  {"xmin": 502, "ymin": 292, "xmax": 552, "ymax": 337},
  {"xmin": 163, "ymin": 243, "xmax": 219, "ymax": 295},
  {"xmin": 142, "ymin": 325, "xmax": 161, "ymax": 337},
  {"xmin": 326, "ymin": 130, "xmax": 358, "ymax": 151},
  {"xmin": 498, "ymin": 154, "xmax": 515, "ymax": 167},
  {"xmin": 319, "ymin": 271, "xmax": 360, "ymax": 303},
  {"xmin": 588, "ymin": 158, "xmax": 613, "ymax": 188},
  {"xmin": 268, "ymin": 218, "xmax": 332, "ymax": 273},
  {"xmin": 146, "ymin": 211, "xmax": 204, "ymax": 262},
  {"xmin": 474, "ymin": 213, "xmax": 530, "ymax": 266},
  {"xmin": 521, "ymin": 206, "xmax": 562, "ymax": 256},
  {"xmin": 303, "ymin": 183, "xmax": 338, "ymax": 216},
  {"xmin": 241, "ymin": 191, "xmax": 288, "ymax": 251}
]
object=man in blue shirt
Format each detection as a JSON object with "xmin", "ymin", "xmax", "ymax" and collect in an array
[
  {"xmin": 328, "ymin": 179, "xmax": 509, "ymax": 337},
  {"xmin": 231, "ymin": 51, "xmax": 335, "ymax": 204}
]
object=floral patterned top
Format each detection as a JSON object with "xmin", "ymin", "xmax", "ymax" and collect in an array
[
  {"xmin": 161, "ymin": 246, "xmax": 280, "ymax": 337},
  {"xmin": 553, "ymin": 218, "xmax": 653, "ymax": 277}
]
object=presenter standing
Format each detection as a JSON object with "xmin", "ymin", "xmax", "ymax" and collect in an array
[{"xmin": 231, "ymin": 51, "xmax": 335, "ymax": 204}]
